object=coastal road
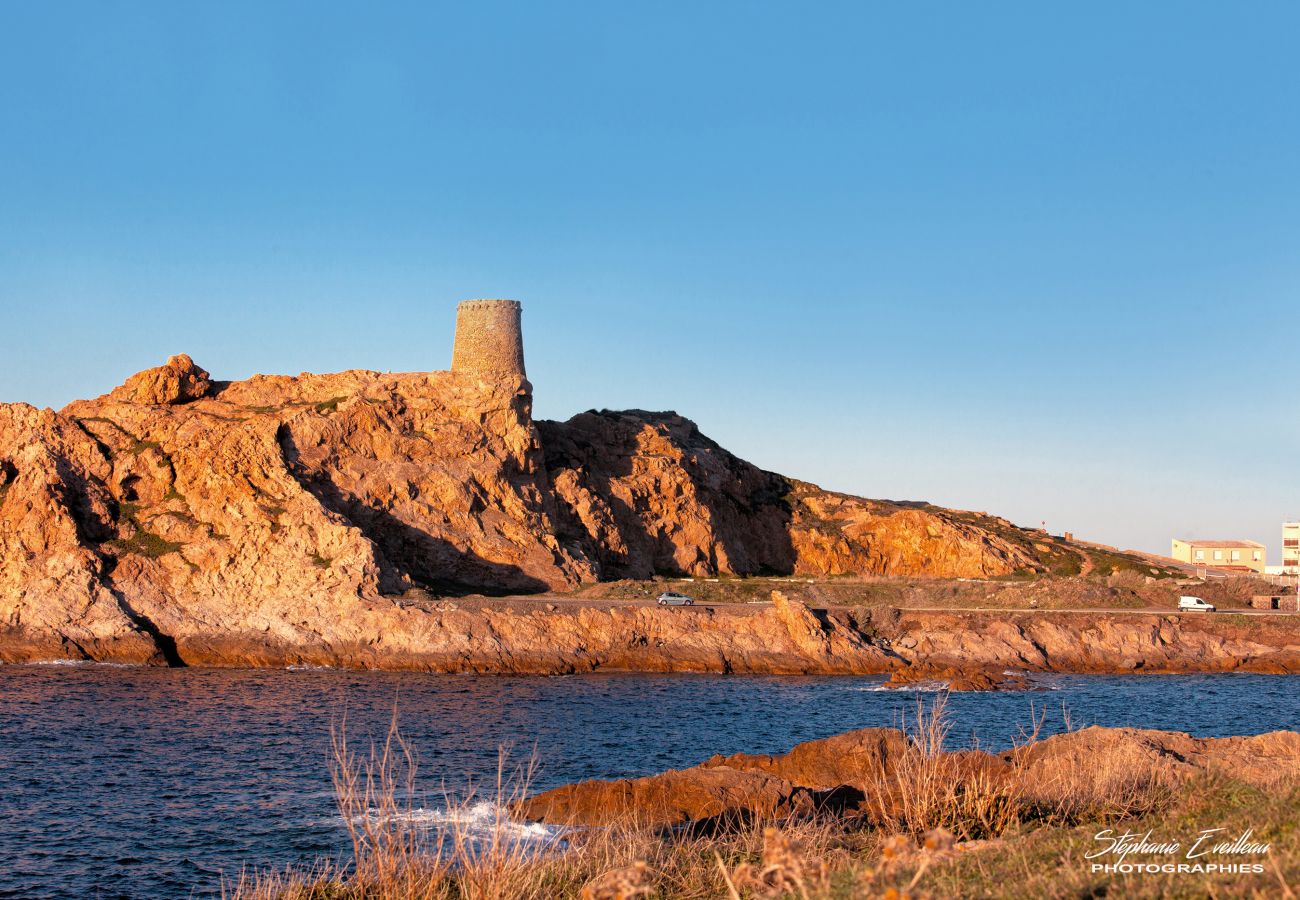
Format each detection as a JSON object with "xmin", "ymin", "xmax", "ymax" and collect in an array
[
  {"xmin": 451, "ymin": 595, "xmax": 1300, "ymax": 618},
  {"xmin": 903, "ymin": 606, "xmax": 1300, "ymax": 617}
]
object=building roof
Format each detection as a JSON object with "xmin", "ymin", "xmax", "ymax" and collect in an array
[{"xmin": 1174, "ymin": 539, "xmax": 1266, "ymax": 549}]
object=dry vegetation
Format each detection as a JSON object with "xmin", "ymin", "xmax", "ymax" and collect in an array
[{"xmin": 227, "ymin": 703, "xmax": 1299, "ymax": 899}]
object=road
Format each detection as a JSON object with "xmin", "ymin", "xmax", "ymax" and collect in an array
[{"xmin": 445, "ymin": 594, "xmax": 1300, "ymax": 618}]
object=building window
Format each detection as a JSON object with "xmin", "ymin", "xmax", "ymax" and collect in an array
[
  {"xmin": 1214, "ymin": 550, "xmax": 1224, "ymax": 560},
  {"xmin": 1231, "ymin": 550, "xmax": 1241, "ymax": 561},
  {"xmin": 1194, "ymin": 550, "xmax": 1205, "ymax": 560},
  {"xmin": 1254, "ymin": 551, "xmax": 1262, "ymax": 561}
]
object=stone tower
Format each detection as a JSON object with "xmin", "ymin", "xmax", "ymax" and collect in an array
[{"xmin": 450, "ymin": 299, "xmax": 526, "ymax": 378}]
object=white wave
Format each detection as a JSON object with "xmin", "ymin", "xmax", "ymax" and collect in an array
[
  {"xmin": 20, "ymin": 659, "xmax": 141, "ymax": 668},
  {"xmin": 285, "ymin": 664, "xmax": 333, "ymax": 671},
  {"xmin": 343, "ymin": 802, "xmax": 565, "ymax": 848},
  {"xmin": 851, "ymin": 680, "xmax": 950, "ymax": 692}
]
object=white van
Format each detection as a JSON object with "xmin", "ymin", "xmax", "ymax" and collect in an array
[{"xmin": 1178, "ymin": 596, "xmax": 1216, "ymax": 612}]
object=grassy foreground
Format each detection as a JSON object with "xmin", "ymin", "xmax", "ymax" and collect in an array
[{"xmin": 226, "ymin": 703, "xmax": 1300, "ymax": 899}]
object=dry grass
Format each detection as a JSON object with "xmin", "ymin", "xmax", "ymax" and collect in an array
[
  {"xmin": 860, "ymin": 696, "xmax": 1029, "ymax": 841},
  {"xmin": 857, "ymin": 697, "xmax": 1178, "ymax": 844},
  {"xmin": 1019, "ymin": 739, "xmax": 1177, "ymax": 825},
  {"xmin": 224, "ymin": 715, "xmax": 847, "ymax": 900},
  {"xmin": 226, "ymin": 702, "xmax": 1290, "ymax": 899}
]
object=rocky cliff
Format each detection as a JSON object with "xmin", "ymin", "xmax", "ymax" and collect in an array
[{"xmin": 0, "ymin": 355, "xmax": 1172, "ymax": 667}]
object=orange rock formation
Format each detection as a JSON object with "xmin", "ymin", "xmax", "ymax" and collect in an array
[{"xmin": 0, "ymin": 305, "xmax": 1217, "ymax": 669}]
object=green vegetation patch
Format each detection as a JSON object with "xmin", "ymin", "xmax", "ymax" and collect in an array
[
  {"xmin": 109, "ymin": 531, "xmax": 184, "ymax": 559},
  {"xmin": 109, "ymin": 499, "xmax": 185, "ymax": 558},
  {"xmin": 260, "ymin": 504, "xmax": 288, "ymax": 533},
  {"xmin": 127, "ymin": 439, "xmax": 162, "ymax": 455},
  {"xmin": 1088, "ymin": 546, "xmax": 1177, "ymax": 579}
]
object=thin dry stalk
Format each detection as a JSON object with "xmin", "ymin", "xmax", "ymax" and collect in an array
[
  {"xmin": 863, "ymin": 695, "xmax": 1026, "ymax": 840},
  {"xmin": 446, "ymin": 746, "xmax": 550, "ymax": 900},
  {"xmin": 330, "ymin": 712, "xmax": 449, "ymax": 898},
  {"xmin": 1022, "ymin": 736, "xmax": 1176, "ymax": 824},
  {"xmin": 722, "ymin": 825, "xmax": 832, "ymax": 899}
]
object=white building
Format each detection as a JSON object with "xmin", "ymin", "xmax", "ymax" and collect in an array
[{"xmin": 1284, "ymin": 522, "xmax": 1300, "ymax": 575}]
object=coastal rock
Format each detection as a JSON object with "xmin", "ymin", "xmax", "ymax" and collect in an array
[
  {"xmin": 0, "ymin": 404, "xmax": 158, "ymax": 663},
  {"xmin": 882, "ymin": 666, "xmax": 1030, "ymax": 692},
  {"xmin": 1014, "ymin": 726, "xmax": 1300, "ymax": 786},
  {"xmin": 770, "ymin": 590, "xmax": 830, "ymax": 658},
  {"xmin": 698, "ymin": 727, "xmax": 907, "ymax": 789},
  {"xmin": 517, "ymin": 766, "xmax": 816, "ymax": 828},
  {"xmin": 539, "ymin": 411, "xmax": 1056, "ymax": 581},
  {"xmin": 0, "ymin": 357, "xmax": 1202, "ymax": 669},
  {"xmin": 108, "ymin": 353, "xmax": 212, "ymax": 405},
  {"xmin": 521, "ymin": 725, "xmax": 1300, "ymax": 829}
]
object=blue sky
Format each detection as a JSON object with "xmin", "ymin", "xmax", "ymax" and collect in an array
[{"xmin": 1, "ymin": 2, "xmax": 1297, "ymax": 558}]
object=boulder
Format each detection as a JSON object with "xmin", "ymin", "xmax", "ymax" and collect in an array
[
  {"xmin": 517, "ymin": 766, "xmax": 816, "ymax": 828},
  {"xmin": 1013, "ymin": 726, "xmax": 1300, "ymax": 787},
  {"xmin": 883, "ymin": 666, "xmax": 1031, "ymax": 692},
  {"xmin": 699, "ymin": 727, "xmax": 907, "ymax": 789},
  {"xmin": 109, "ymin": 353, "xmax": 212, "ymax": 405}
]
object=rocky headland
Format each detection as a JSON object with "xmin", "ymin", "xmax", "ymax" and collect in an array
[{"xmin": 3, "ymin": 347, "xmax": 1291, "ymax": 676}]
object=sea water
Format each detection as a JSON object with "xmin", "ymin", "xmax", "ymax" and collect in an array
[{"xmin": 1, "ymin": 665, "xmax": 1297, "ymax": 899}]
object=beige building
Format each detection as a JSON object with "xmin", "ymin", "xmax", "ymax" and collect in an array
[
  {"xmin": 1171, "ymin": 538, "xmax": 1267, "ymax": 573},
  {"xmin": 1284, "ymin": 522, "xmax": 1300, "ymax": 575}
]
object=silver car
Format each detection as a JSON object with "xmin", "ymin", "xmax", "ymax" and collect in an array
[{"xmin": 656, "ymin": 591, "xmax": 696, "ymax": 606}]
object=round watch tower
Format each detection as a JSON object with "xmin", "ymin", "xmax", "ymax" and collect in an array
[{"xmin": 450, "ymin": 299, "xmax": 526, "ymax": 378}]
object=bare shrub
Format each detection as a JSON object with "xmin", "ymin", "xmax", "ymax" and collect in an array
[
  {"xmin": 862, "ymin": 695, "xmax": 1026, "ymax": 840},
  {"xmin": 1106, "ymin": 568, "xmax": 1149, "ymax": 591},
  {"xmin": 228, "ymin": 703, "xmax": 1191, "ymax": 900},
  {"xmin": 227, "ymin": 716, "xmax": 851, "ymax": 900},
  {"xmin": 331, "ymin": 714, "xmax": 450, "ymax": 898},
  {"xmin": 718, "ymin": 825, "xmax": 832, "ymax": 899},
  {"xmin": 1020, "ymin": 736, "xmax": 1177, "ymax": 824}
]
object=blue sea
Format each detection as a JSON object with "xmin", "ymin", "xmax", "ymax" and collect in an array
[{"xmin": 1, "ymin": 665, "xmax": 1297, "ymax": 899}]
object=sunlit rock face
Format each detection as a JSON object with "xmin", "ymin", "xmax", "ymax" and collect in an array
[{"xmin": 0, "ymin": 349, "xmax": 1161, "ymax": 669}]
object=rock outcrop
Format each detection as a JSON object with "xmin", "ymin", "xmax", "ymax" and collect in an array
[
  {"xmin": 1018, "ymin": 726, "xmax": 1300, "ymax": 788},
  {"xmin": 520, "ymin": 727, "xmax": 911, "ymax": 829},
  {"xmin": 108, "ymin": 353, "xmax": 212, "ymax": 406},
  {"xmin": 697, "ymin": 727, "xmax": 908, "ymax": 790},
  {"xmin": 0, "ymin": 356, "xmax": 1184, "ymax": 669},
  {"xmin": 538, "ymin": 410, "xmax": 1061, "ymax": 581},
  {"xmin": 519, "ymin": 725, "xmax": 1300, "ymax": 828},
  {"xmin": 516, "ymin": 766, "xmax": 819, "ymax": 829}
]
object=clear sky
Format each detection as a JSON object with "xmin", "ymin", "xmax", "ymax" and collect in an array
[{"xmin": 2, "ymin": 2, "xmax": 1297, "ymax": 559}]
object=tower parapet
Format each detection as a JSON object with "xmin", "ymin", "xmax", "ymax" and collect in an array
[{"xmin": 451, "ymin": 299, "xmax": 526, "ymax": 378}]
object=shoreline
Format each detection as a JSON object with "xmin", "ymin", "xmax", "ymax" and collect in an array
[{"xmin": 5, "ymin": 594, "xmax": 1299, "ymax": 680}]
